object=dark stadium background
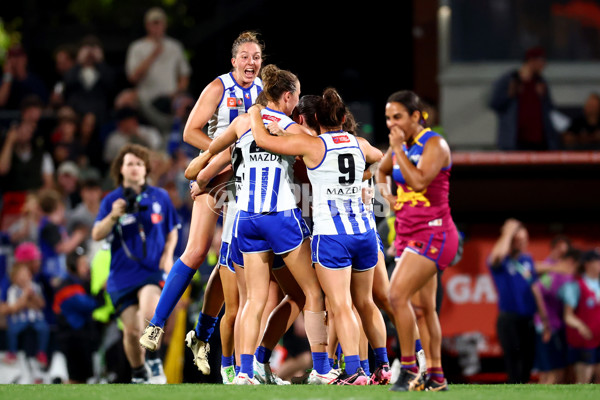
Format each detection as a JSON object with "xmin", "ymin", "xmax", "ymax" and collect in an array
[{"xmin": 0, "ymin": 0, "xmax": 417, "ymax": 145}]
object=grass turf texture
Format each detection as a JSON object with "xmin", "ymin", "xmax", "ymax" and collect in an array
[{"xmin": 1, "ymin": 384, "xmax": 599, "ymax": 400}]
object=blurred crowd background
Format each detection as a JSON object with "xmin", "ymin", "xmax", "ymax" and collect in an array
[{"xmin": 0, "ymin": 0, "xmax": 599, "ymax": 384}]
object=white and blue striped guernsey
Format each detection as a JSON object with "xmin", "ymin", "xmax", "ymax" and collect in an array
[
  {"xmin": 307, "ymin": 131, "xmax": 371, "ymax": 235},
  {"xmin": 235, "ymin": 108, "xmax": 297, "ymax": 213},
  {"xmin": 206, "ymin": 73, "xmax": 263, "ymax": 141}
]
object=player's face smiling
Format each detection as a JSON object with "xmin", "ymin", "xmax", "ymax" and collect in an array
[
  {"xmin": 232, "ymin": 42, "xmax": 262, "ymax": 87},
  {"xmin": 121, "ymin": 153, "xmax": 147, "ymax": 186}
]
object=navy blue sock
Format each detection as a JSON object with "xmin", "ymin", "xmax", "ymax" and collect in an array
[
  {"xmin": 151, "ymin": 259, "xmax": 195, "ymax": 327},
  {"xmin": 240, "ymin": 354, "xmax": 254, "ymax": 378},
  {"xmin": 311, "ymin": 352, "xmax": 331, "ymax": 375},
  {"xmin": 235, "ymin": 365, "xmax": 240, "ymax": 375},
  {"xmin": 345, "ymin": 355, "xmax": 361, "ymax": 375},
  {"xmin": 360, "ymin": 359, "xmax": 370, "ymax": 376},
  {"xmin": 254, "ymin": 346, "xmax": 272, "ymax": 364},
  {"xmin": 415, "ymin": 339, "xmax": 423, "ymax": 353},
  {"xmin": 222, "ymin": 355, "xmax": 234, "ymax": 368},
  {"xmin": 328, "ymin": 358, "xmax": 334, "ymax": 368},
  {"xmin": 374, "ymin": 347, "xmax": 389, "ymax": 365},
  {"xmin": 195, "ymin": 312, "xmax": 218, "ymax": 342}
]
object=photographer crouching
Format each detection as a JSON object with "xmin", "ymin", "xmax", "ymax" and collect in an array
[{"xmin": 92, "ymin": 144, "xmax": 180, "ymax": 384}]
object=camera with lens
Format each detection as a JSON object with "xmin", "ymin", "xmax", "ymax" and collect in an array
[{"xmin": 123, "ymin": 187, "xmax": 148, "ymax": 214}]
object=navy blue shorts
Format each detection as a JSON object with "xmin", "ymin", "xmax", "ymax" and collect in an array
[
  {"xmin": 230, "ymin": 234, "xmax": 244, "ymax": 267},
  {"xmin": 311, "ymin": 230, "xmax": 378, "ymax": 271},
  {"xmin": 230, "ymin": 233, "xmax": 285, "ymax": 270},
  {"xmin": 534, "ymin": 328, "xmax": 568, "ymax": 372},
  {"xmin": 219, "ymin": 241, "xmax": 236, "ymax": 273},
  {"xmin": 108, "ymin": 271, "xmax": 164, "ymax": 316},
  {"xmin": 568, "ymin": 345, "xmax": 600, "ymax": 365},
  {"xmin": 235, "ymin": 208, "xmax": 310, "ymax": 255},
  {"xmin": 375, "ymin": 230, "xmax": 384, "ymax": 254}
]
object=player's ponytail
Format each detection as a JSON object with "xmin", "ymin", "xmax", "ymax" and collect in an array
[
  {"xmin": 316, "ymin": 87, "xmax": 347, "ymax": 129},
  {"xmin": 260, "ymin": 64, "xmax": 298, "ymax": 103}
]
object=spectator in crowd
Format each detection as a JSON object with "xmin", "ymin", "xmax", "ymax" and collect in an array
[
  {"xmin": 563, "ymin": 249, "xmax": 600, "ymax": 384},
  {"xmin": 49, "ymin": 44, "xmax": 77, "ymax": 109},
  {"xmin": 3, "ymin": 261, "xmax": 50, "ymax": 369},
  {"xmin": 536, "ymin": 234, "xmax": 572, "ymax": 274},
  {"xmin": 125, "ymin": 7, "xmax": 191, "ymax": 134},
  {"xmin": 562, "ymin": 92, "xmax": 600, "ymax": 150},
  {"xmin": 55, "ymin": 161, "xmax": 82, "ymax": 215},
  {"xmin": 0, "ymin": 45, "xmax": 49, "ymax": 110},
  {"xmin": 114, "ymin": 88, "xmax": 140, "ymax": 111},
  {"xmin": 0, "ymin": 97, "xmax": 55, "ymax": 192},
  {"xmin": 0, "ymin": 241, "xmax": 42, "ymax": 303},
  {"xmin": 18, "ymin": 94, "xmax": 45, "ymax": 125},
  {"xmin": 63, "ymin": 35, "xmax": 115, "ymax": 125},
  {"xmin": 97, "ymin": 89, "xmax": 141, "ymax": 152},
  {"xmin": 147, "ymin": 150, "xmax": 172, "ymax": 187},
  {"xmin": 37, "ymin": 188, "xmax": 87, "ymax": 288},
  {"xmin": 50, "ymin": 106, "xmax": 84, "ymax": 165},
  {"xmin": 103, "ymin": 106, "xmax": 162, "ymax": 164},
  {"xmin": 67, "ymin": 177, "xmax": 103, "ymax": 261},
  {"xmin": 0, "ymin": 234, "xmax": 13, "ymax": 303},
  {"xmin": 534, "ymin": 248, "xmax": 581, "ymax": 384},
  {"xmin": 489, "ymin": 46, "xmax": 558, "ymax": 150},
  {"xmin": 166, "ymin": 92, "xmax": 196, "ymax": 160},
  {"xmin": 53, "ymin": 249, "xmax": 100, "ymax": 383},
  {"xmin": 78, "ymin": 111, "xmax": 104, "ymax": 173},
  {"xmin": 7, "ymin": 192, "xmax": 42, "ymax": 245},
  {"xmin": 487, "ymin": 218, "xmax": 551, "ymax": 383}
]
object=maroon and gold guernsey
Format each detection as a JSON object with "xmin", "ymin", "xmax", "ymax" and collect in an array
[{"xmin": 392, "ymin": 129, "xmax": 459, "ymax": 268}]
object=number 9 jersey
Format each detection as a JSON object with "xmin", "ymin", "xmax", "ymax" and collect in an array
[{"xmin": 307, "ymin": 130, "xmax": 372, "ymax": 236}]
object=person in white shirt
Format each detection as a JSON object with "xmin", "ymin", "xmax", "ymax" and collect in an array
[
  {"xmin": 125, "ymin": 7, "xmax": 191, "ymax": 133},
  {"xmin": 103, "ymin": 107, "xmax": 162, "ymax": 164}
]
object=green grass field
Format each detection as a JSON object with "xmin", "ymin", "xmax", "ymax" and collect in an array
[{"xmin": 1, "ymin": 384, "xmax": 599, "ymax": 400}]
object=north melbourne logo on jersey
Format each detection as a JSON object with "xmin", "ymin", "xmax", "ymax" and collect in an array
[
  {"xmin": 332, "ymin": 135, "xmax": 351, "ymax": 144},
  {"xmin": 227, "ymin": 97, "xmax": 244, "ymax": 108}
]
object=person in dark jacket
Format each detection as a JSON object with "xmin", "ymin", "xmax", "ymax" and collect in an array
[{"xmin": 489, "ymin": 46, "xmax": 558, "ymax": 151}]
